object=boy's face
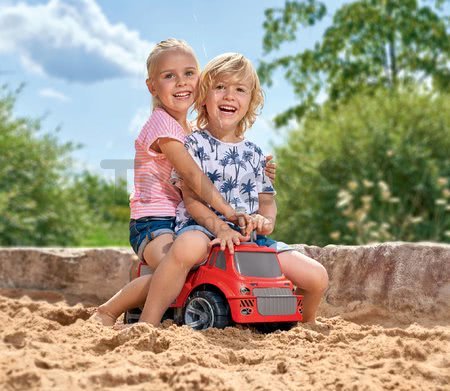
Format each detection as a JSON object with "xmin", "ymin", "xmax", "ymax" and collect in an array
[
  {"xmin": 204, "ymin": 76, "xmax": 252, "ymax": 134},
  {"xmin": 147, "ymin": 49, "xmax": 199, "ymax": 118}
]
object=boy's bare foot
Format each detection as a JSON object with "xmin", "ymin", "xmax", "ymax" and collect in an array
[{"xmin": 89, "ymin": 307, "xmax": 117, "ymax": 326}]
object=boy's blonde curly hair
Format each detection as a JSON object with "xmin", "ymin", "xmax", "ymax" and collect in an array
[
  {"xmin": 195, "ymin": 53, "xmax": 264, "ymax": 136},
  {"xmin": 146, "ymin": 38, "xmax": 200, "ymax": 108}
]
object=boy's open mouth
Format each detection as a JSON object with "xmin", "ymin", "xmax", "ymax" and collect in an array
[{"xmin": 219, "ymin": 105, "xmax": 237, "ymax": 113}]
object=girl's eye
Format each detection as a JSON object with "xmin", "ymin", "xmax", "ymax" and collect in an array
[
  {"xmin": 186, "ymin": 71, "xmax": 195, "ymax": 77},
  {"xmin": 237, "ymin": 87, "xmax": 247, "ymax": 93},
  {"xmin": 215, "ymin": 84, "xmax": 225, "ymax": 90}
]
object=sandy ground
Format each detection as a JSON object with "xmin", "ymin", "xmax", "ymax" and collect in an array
[{"xmin": 0, "ymin": 289, "xmax": 449, "ymax": 391}]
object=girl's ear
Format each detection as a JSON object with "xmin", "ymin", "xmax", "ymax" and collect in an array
[{"xmin": 146, "ymin": 79, "xmax": 156, "ymax": 96}]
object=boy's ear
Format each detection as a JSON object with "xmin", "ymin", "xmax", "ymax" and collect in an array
[{"xmin": 146, "ymin": 78, "xmax": 156, "ymax": 96}]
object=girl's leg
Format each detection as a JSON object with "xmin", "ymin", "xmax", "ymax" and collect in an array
[
  {"xmin": 139, "ymin": 230, "xmax": 210, "ymax": 326},
  {"xmin": 92, "ymin": 233, "xmax": 174, "ymax": 326},
  {"xmin": 277, "ymin": 251, "xmax": 328, "ymax": 323}
]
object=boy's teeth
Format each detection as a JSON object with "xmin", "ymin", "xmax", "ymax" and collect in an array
[
  {"xmin": 174, "ymin": 92, "xmax": 190, "ymax": 97},
  {"xmin": 219, "ymin": 106, "xmax": 236, "ymax": 112}
]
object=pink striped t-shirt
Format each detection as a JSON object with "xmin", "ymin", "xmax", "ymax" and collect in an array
[{"xmin": 130, "ymin": 108, "xmax": 187, "ymax": 219}]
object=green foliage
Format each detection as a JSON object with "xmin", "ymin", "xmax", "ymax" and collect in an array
[
  {"xmin": 260, "ymin": 0, "xmax": 450, "ymax": 126},
  {"xmin": 75, "ymin": 172, "xmax": 130, "ymax": 246},
  {"xmin": 0, "ymin": 87, "xmax": 130, "ymax": 246},
  {"xmin": 273, "ymin": 88, "xmax": 450, "ymax": 245},
  {"xmin": 0, "ymin": 87, "xmax": 90, "ymax": 245}
]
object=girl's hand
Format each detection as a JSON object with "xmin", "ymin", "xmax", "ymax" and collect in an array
[
  {"xmin": 209, "ymin": 226, "xmax": 249, "ymax": 254},
  {"xmin": 265, "ymin": 154, "xmax": 277, "ymax": 182},
  {"xmin": 250, "ymin": 214, "xmax": 274, "ymax": 235}
]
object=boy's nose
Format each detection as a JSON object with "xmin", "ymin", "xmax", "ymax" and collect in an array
[{"xmin": 224, "ymin": 88, "xmax": 235, "ymax": 100}]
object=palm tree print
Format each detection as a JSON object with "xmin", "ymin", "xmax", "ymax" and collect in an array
[
  {"xmin": 207, "ymin": 169, "xmax": 221, "ymax": 184},
  {"xmin": 220, "ymin": 176, "xmax": 237, "ymax": 202},
  {"xmin": 219, "ymin": 156, "xmax": 229, "ymax": 179},
  {"xmin": 207, "ymin": 136, "xmax": 220, "ymax": 160},
  {"xmin": 240, "ymin": 179, "xmax": 256, "ymax": 208},
  {"xmin": 195, "ymin": 146, "xmax": 210, "ymax": 171},
  {"xmin": 225, "ymin": 146, "xmax": 247, "ymax": 182},
  {"xmin": 230, "ymin": 197, "xmax": 240, "ymax": 208}
]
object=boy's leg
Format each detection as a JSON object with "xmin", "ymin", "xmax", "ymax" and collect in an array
[
  {"xmin": 139, "ymin": 230, "xmax": 210, "ymax": 326},
  {"xmin": 277, "ymin": 251, "xmax": 329, "ymax": 323},
  {"xmin": 92, "ymin": 234, "xmax": 174, "ymax": 326}
]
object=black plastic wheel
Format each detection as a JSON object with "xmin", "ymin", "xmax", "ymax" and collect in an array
[
  {"xmin": 183, "ymin": 291, "xmax": 231, "ymax": 330},
  {"xmin": 124, "ymin": 307, "xmax": 142, "ymax": 324}
]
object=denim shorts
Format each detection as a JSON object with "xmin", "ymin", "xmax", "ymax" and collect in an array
[
  {"xmin": 176, "ymin": 220, "xmax": 293, "ymax": 253},
  {"xmin": 129, "ymin": 216, "xmax": 175, "ymax": 261}
]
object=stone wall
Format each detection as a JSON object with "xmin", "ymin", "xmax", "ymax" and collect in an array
[{"xmin": 1, "ymin": 243, "xmax": 449, "ymax": 320}]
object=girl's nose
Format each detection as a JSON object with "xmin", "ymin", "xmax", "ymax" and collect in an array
[{"xmin": 176, "ymin": 76, "xmax": 187, "ymax": 86}]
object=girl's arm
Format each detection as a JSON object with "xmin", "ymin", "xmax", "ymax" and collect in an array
[
  {"xmin": 265, "ymin": 155, "xmax": 277, "ymax": 182},
  {"xmin": 158, "ymin": 138, "xmax": 247, "ymax": 224},
  {"xmin": 181, "ymin": 185, "xmax": 249, "ymax": 253}
]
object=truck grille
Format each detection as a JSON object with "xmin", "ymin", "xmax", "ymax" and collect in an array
[{"xmin": 253, "ymin": 288, "xmax": 297, "ymax": 316}]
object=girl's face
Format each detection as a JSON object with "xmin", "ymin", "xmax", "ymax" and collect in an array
[
  {"xmin": 204, "ymin": 76, "xmax": 252, "ymax": 136},
  {"xmin": 147, "ymin": 49, "xmax": 199, "ymax": 119}
]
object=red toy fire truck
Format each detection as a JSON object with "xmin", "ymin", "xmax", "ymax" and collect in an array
[{"xmin": 125, "ymin": 242, "xmax": 303, "ymax": 331}]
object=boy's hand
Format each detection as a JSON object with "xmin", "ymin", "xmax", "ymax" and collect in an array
[
  {"xmin": 250, "ymin": 214, "xmax": 274, "ymax": 235},
  {"xmin": 224, "ymin": 209, "xmax": 254, "ymax": 236},
  {"xmin": 209, "ymin": 225, "xmax": 249, "ymax": 254},
  {"xmin": 265, "ymin": 154, "xmax": 277, "ymax": 182}
]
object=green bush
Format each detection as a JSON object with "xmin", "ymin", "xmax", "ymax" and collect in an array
[
  {"xmin": 274, "ymin": 87, "xmax": 450, "ymax": 245},
  {"xmin": 0, "ymin": 87, "xmax": 90, "ymax": 245},
  {"xmin": 75, "ymin": 172, "xmax": 130, "ymax": 246}
]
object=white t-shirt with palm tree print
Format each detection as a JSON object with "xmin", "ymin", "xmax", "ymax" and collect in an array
[{"xmin": 174, "ymin": 129, "xmax": 275, "ymax": 231}]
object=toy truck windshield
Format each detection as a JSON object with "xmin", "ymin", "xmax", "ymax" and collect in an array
[{"xmin": 234, "ymin": 251, "xmax": 282, "ymax": 277}]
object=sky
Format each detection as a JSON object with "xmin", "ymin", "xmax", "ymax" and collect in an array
[{"xmin": 0, "ymin": 0, "xmax": 347, "ymax": 187}]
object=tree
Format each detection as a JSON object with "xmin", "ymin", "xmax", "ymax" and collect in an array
[
  {"xmin": 75, "ymin": 172, "xmax": 129, "ymax": 246},
  {"xmin": 259, "ymin": 0, "xmax": 450, "ymax": 126},
  {"xmin": 0, "ymin": 86, "xmax": 89, "ymax": 245},
  {"xmin": 273, "ymin": 88, "xmax": 450, "ymax": 245}
]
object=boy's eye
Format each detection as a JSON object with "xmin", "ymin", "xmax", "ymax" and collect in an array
[
  {"xmin": 186, "ymin": 70, "xmax": 195, "ymax": 77},
  {"xmin": 163, "ymin": 73, "xmax": 174, "ymax": 79}
]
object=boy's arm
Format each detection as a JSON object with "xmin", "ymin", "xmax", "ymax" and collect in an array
[
  {"xmin": 182, "ymin": 184, "xmax": 249, "ymax": 253},
  {"xmin": 253, "ymin": 193, "xmax": 277, "ymax": 236},
  {"xmin": 159, "ymin": 138, "xmax": 249, "ymax": 225}
]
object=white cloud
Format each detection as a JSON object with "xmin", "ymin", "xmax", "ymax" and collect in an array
[
  {"xmin": 0, "ymin": 0, "xmax": 153, "ymax": 83},
  {"xmin": 128, "ymin": 106, "xmax": 150, "ymax": 134},
  {"xmin": 39, "ymin": 87, "xmax": 69, "ymax": 102}
]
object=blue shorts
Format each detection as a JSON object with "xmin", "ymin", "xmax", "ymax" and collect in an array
[
  {"xmin": 176, "ymin": 220, "xmax": 293, "ymax": 253},
  {"xmin": 129, "ymin": 217, "xmax": 175, "ymax": 261}
]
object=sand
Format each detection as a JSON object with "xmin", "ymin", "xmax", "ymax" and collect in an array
[{"xmin": 1, "ymin": 289, "xmax": 449, "ymax": 391}]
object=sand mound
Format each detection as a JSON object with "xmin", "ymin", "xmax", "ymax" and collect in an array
[
  {"xmin": 1, "ymin": 293, "xmax": 448, "ymax": 390},
  {"xmin": 0, "ymin": 243, "xmax": 449, "ymax": 390}
]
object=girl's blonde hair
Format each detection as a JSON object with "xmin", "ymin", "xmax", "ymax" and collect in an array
[
  {"xmin": 146, "ymin": 38, "xmax": 200, "ymax": 108},
  {"xmin": 195, "ymin": 53, "xmax": 264, "ymax": 136}
]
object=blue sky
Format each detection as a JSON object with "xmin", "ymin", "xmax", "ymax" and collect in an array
[{"xmin": 0, "ymin": 0, "xmax": 346, "ymax": 186}]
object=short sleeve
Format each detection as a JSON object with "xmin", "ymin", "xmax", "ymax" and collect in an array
[
  {"xmin": 256, "ymin": 153, "xmax": 276, "ymax": 195},
  {"xmin": 136, "ymin": 108, "xmax": 185, "ymax": 157}
]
